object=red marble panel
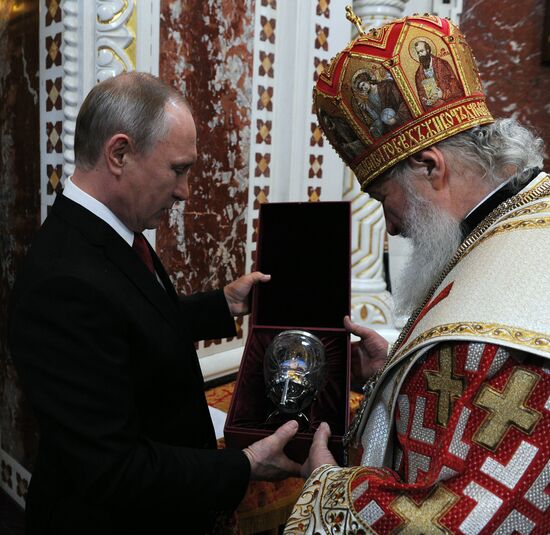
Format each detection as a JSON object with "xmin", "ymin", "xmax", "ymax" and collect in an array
[
  {"xmin": 461, "ymin": 0, "xmax": 550, "ymax": 164},
  {"xmin": 0, "ymin": 1, "xmax": 40, "ymax": 468},
  {"xmin": 158, "ymin": 0, "xmax": 255, "ymax": 295}
]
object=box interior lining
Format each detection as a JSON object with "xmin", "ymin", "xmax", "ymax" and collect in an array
[{"xmin": 229, "ymin": 327, "xmax": 348, "ymax": 435}]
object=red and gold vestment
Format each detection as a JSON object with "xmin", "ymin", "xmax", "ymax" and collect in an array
[{"xmin": 285, "ymin": 173, "xmax": 550, "ymax": 534}]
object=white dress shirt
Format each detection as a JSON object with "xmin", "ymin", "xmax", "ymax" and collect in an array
[{"xmin": 63, "ymin": 176, "xmax": 134, "ymax": 247}]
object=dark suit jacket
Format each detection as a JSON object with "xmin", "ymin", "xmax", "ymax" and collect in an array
[{"xmin": 8, "ymin": 195, "xmax": 250, "ymax": 535}]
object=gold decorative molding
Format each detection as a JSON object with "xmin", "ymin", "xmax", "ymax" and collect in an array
[{"xmin": 96, "ymin": 0, "xmax": 137, "ymax": 81}]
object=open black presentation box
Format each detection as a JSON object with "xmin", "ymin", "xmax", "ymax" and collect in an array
[{"xmin": 224, "ymin": 201, "xmax": 351, "ymax": 464}]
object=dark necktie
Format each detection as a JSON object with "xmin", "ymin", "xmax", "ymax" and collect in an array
[{"xmin": 132, "ymin": 233, "xmax": 155, "ymax": 274}]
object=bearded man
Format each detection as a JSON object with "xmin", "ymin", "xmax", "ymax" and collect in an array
[
  {"xmin": 285, "ymin": 12, "xmax": 550, "ymax": 534},
  {"xmin": 414, "ymin": 39, "xmax": 464, "ymax": 110}
]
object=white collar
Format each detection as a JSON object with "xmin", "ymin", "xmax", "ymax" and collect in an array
[{"xmin": 62, "ymin": 176, "xmax": 134, "ymax": 246}]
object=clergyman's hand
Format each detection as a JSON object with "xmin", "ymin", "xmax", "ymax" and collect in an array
[
  {"xmin": 243, "ymin": 420, "xmax": 301, "ymax": 481},
  {"xmin": 344, "ymin": 315, "xmax": 388, "ymax": 384},
  {"xmin": 224, "ymin": 271, "xmax": 271, "ymax": 317},
  {"xmin": 301, "ymin": 422, "xmax": 337, "ymax": 479}
]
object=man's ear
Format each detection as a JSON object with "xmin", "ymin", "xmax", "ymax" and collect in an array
[
  {"xmin": 407, "ymin": 146, "xmax": 448, "ymax": 191},
  {"xmin": 104, "ymin": 134, "xmax": 132, "ymax": 176}
]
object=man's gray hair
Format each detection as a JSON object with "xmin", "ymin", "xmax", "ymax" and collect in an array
[
  {"xmin": 74, "ymin": 72, "xmax": 188, "ymax": 170},
  {"xmin": 388, "ymin": 118, "xmax": 545, "ymax": 187}
]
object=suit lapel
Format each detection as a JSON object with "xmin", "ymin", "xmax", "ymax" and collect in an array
[
  {"xmin": 103, "ymin": 234, "xmax": 183, "ymax": 332},
  {"xmin": 52, "ymin": 195, "xmax": 182, "ymax": 334}
]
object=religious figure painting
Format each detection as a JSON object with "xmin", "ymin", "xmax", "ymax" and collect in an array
[
  {"xmin": 411, "ymin": 37, "xmax": 464, "ymax": 110},
  {"xmin": 350, "ymin": 66, "xmax": 412, "ymax": 139},
  {"xmin": 317, "ymin": 108, "xmax": 367, "ymax": 161}
]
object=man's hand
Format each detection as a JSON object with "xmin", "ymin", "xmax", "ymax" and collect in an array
[
  {"xmin": 243, "ymin": 420, "xmax": 301, "ymax": 481},
  {"xmin": 224, "ymin": 272, "xmax": 271, "ymax": 317},
  {"xmin": 344, "ymin": 316, "xmax": 388, "ymax": 384},
  {"xmin": 301, "ymin": 422, "xmax": 337, "ymax": 479}
]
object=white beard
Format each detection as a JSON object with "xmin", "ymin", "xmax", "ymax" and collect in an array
[{"xmin": 393, "ymin": 183, "xmax": 463, "ymax": 316}]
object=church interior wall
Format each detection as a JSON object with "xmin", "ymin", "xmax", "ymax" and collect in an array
[
  {"xmin": 156, "ymin": 0, "xmax": 253, "ymax": 301},
  {"xmin": 155, "ymin": 0, "xmax": 256, "ymax": 355},
  {"xmin": 460, "ymin": 0, "xmax": 550, "ymax": 161}
]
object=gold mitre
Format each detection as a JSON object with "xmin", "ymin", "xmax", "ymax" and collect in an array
[{"xmin": 314, "ymin": 8, "xmax": 494, "ymax": 189}]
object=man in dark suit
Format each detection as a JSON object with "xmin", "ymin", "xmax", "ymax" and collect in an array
[{"xmin": 8, "ymin": 72, "xmax": 301, "ymax": 535}]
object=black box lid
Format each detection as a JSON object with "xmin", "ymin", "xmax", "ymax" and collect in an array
[{"xmin": 253, "ymin": 202, "xmax": 351, "ymax": 328}]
